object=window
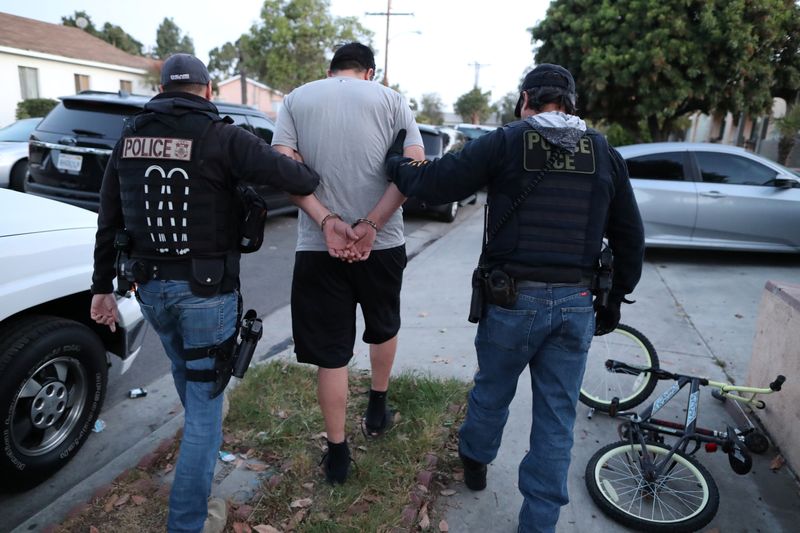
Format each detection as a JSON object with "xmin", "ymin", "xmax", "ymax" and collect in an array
[
  {"xmin": 695, "ymin": 152, "xmax": 777, "ymax": 186},
  {"xmin": 18, "ymin": 66, "xmax": 39, "ymax": 99},
  {"xmin": 120, "ymin": 80, "xmax": 132, "ymax": 93},
  {"xmin": 246, "ymin": 115, "xmax": 274, "ymax": 144},
  {"xmin": 226, "ymin": 114, "xmax": 250, "ymax": 128},
  {"xmin": 74, "ymin": 74, "xmax": 90, "ymax": 93},
  {"xmin": 420, "ymin": 131, "xmax": 443, "ymax": 159},
  {"xmin": 626, "ymin": 153, "xmax": 685, "ymax": 181}
]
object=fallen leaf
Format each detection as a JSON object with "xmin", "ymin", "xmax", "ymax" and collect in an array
[
  {"xmin": 253, "ymin": 526, "xmax": 282, "ymax": 533},
  {"xmin": 311, "ymin": 432, "xmax": 327, "ymax": 440},
  {"xmin": 439, "ymin": 519, "xmax": 449, "ymax": 532},
  {"xmin": 163, "ymin": 463, "xmax": 174, "ymax": 474},
  {"xmin": 355, "ymin": 386, "xmax": 370, "ymax": 394},
  {"xmin": 234, "ymin": 458, "xmax": 245, "ymax": 469},
  {"xmin": 302, "ymin": 482, "xmax": 315, "ymax": 490},
  {"xmin": 440, "ymin": 489, "xmax": 457, "ymax": 496},
  {"xmin": 452, "ymin": 471, "xmax": 464, "ymax": 481},
  {"xmin": 114, "ymin": 493, "xmax": 130, "ymax": 507},
  {"xmin": 275, "ymin": 410, "xmax": 289, "ymax": 419},
  {"xmin": 268, "ymin": 474, "xmax": 283, "ymax": 488},
  {"xmin": 90, "ymin": 527, "xmax": 100, "ymax": 533},
  {"xmin": 131, "ymin": 495, "xmax": 147, "ymax": 505},
  {"xmin": 362, "ymin": 494, "xmax": 380, "ymax": 503},
  {"xmin": 241, "ymin": 448, "xmax": 256, "ymax": 459},
  {"xmin": 419, "ymin": 511, "xmax": 431, "ymax": 530},
  {"xmin": 290, "ymin": 498, "xmax": 313, "ymax": 509},
  {"xmin": 357, "ymin": 445, "xmax": 368, "ymax": 452},
  {"xmin": 287, "ymin": 509, "xmax": 307, "ymax": 529},
  {"xmin": 233, "ymin": 522, "xmax": 252, "ymax": 533},
  {"xmin": 393, "ymin": 412, "xmax": 402, "ymax": 424},
  {"xmin": 246, "ymin": 462, "xmax": 268, "ymax": 472},
  {"xmin": 103, "ymin": 493, "xmax": 119, "ymax": 512},
  {"xmin": 345, "ymin": 501, "xmax": 370, "ymax": 516},
  {"xmin": 770, "ymin": 454, "xmax": 786, "ymax": 471},
  {"xmin": 417, "ymin": 470, "xmax": 433, "ymax": 487}
]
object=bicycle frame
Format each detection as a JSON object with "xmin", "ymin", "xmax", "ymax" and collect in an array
[{"xmin": 610, "ymin": 363, "xmax": 784, "ymax": 482}]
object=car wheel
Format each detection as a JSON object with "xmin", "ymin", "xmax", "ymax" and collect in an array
[
  {"xmin": 9, "ymin": 160, "xmax": 28, "ymax": 192},
  {"xmin": 0, "ymin": 316, "xmax": 107, "ymax": 490},
  {"xmin": 438, "ymin": 201, "xmax": 459, "ymax": 223}
]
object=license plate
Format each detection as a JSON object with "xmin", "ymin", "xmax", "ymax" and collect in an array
[{"xmin": 56, "ymin": 153, "xmax": 83, "ymax": 172}]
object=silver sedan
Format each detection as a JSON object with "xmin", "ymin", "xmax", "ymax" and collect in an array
[
  {"xmin": 618, "ymin": 142, "xmax": 800, "ymax": 253},
  {"xmin": 0, "ymin": 118, "xmax": 41, "ymax": 191}
]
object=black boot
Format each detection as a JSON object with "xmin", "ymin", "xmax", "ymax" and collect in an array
[
  {"xmin": 322, "ymin": 440, "xmax": 351, "ymax": 484},
  {"xmin": 459, "ymin": 450, "xmax": 487, "ymax": 491}
]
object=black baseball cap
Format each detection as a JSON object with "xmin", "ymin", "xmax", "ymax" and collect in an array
[
  {"xmin": 330, "ymin": 42, "xmax": 376, "ymax": 72},
  {"xmin": 160, "ymin": 53, "xmax": 211, "ymax": 86},
  {"xmin": 514, "ymin": 63, "xmax": 576, "ymax": 117}
]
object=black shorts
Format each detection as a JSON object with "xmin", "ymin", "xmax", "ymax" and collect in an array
[{"xmin": 291, "ymin": 246, "xmax": 407, "ymax": 368}]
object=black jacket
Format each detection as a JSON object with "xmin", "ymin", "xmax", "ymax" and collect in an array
[
  {"xmin": 91, "ymin": 92, "xmax": 319, "ymax": 294},
  {"xmin": 387, "ymin": 122, "xmax": 644, "ymax": 301}
]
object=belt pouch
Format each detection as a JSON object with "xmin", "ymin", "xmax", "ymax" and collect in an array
[{"xmin": 190, "ymin": 257, "xmax": 225, "ymax": 297}]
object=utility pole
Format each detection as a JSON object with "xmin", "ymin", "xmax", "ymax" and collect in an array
[
  {"xmin": 468, "ymin": 61, "xmax": 491, "ymax": 89},
  {"xmin": 237, "ymin": 38, "xmax": 247, "ymax": 106},
  {"xmin": 366, "ymin": 0, "xmax": 413, "ymax": 86}
]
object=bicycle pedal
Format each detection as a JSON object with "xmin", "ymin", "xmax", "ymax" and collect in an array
[{"xmin": 608, "ymin": 397, "xmax": 620, "ymax": 417}]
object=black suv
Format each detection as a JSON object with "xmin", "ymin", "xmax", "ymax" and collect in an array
[{"xmin": 27, "ymin": 91, "xmax": 293, "ymax": 214}]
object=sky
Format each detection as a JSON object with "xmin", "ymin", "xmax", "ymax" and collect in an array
[{"xmin": 0, "ymin": 0, "xmax": 552, "ymax": 112}]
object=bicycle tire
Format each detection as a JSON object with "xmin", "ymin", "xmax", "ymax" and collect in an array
[
  {"xmin": 586, "ymin": 440, "xmax": 719, "ymax": 532},
  {"xmin": 580, "ymin": 324, "xmax": 659, "ymax": 411}
]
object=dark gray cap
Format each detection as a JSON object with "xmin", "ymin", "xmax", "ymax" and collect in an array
[
  {"xmin": 160, "ymin": 53, "xmax": 211, "ymax": 86},
  {"xmin": 514, "ymin": 63, "xmax": 576, "ymax": 117}
]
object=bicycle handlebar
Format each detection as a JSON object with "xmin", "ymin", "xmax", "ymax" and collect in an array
[{"xmin": 770, "ymin": 375, "xmax": 786, "ymax": 392}]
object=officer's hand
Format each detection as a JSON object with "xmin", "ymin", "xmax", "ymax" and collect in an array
[
  {"xmin": 90, "ymin": 293, "xmax": 119, "ymax": 332},
  {"xmin": 594, "ymin": 298, "xmax": 621, "ymax": 336},
  {"xmin": 323, "ymin": 218, "xmax": 359, "ymax": 259},
  {"xmin": 387, "ymin": 129, "xmax": 406, "ymax": 159}
]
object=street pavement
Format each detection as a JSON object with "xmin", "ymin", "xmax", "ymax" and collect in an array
[{"xmin": 12, "ymin": 204, "xmax": 800, "ymax": 532}]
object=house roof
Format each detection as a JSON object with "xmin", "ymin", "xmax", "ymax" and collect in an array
[{"xmin": 0, "ymin": 11, "xmax": 158, "ymax": 71}]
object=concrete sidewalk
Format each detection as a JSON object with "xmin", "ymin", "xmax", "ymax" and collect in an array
[{"xmin": 328, "ymin": 207, "xmax": 799, "ymax": 532}]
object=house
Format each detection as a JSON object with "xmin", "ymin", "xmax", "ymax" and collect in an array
[
  {"xmin": 216, "ymin": 75, "xmax": 284, "ymax": 120},
  {"xmin": 0, "ymin": 12, "xmax": 158, "ymax": 127}
]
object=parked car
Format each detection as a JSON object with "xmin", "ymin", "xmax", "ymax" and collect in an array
[
  {"xmin": 0, "ymin": 188, "xmax": 147, "ymax": 489},
  {"xmin": 403, "ymin": 124, "xmax": 477, "ymax": 222},
  {"xmin": 619, "ymin": 142, "xmax": 800, "ymax": 253},
  {"xmin": 26, "ymin": 91, "xmax": 289, "ymax": 214},
  {"xmin": 454, "ymin": 123, "xmax": 495, "ymax": 141},
  {"xmin": 0, "ymin": 117, "xmax": 41, "ymax": 191}
]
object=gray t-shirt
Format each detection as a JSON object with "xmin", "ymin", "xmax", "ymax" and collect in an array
[{"xmin": 273, "ymin": 76, "xmax": 423, "ymax": 252}]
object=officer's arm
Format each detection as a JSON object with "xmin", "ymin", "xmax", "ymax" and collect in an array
[
  {"xmin": 386, "ymin": 129, "xmax": 501, "ymax": 204},
  {"xmin": 606, "ymin": 147, "xmax": 645, "ymax": 301},
  {"xmin": 91, "ymin": 142, "xmax": 124, "ymax": 294},
  {"xmin": 226, "ymin": 126, "xmax": 319, "ymax": 195}
]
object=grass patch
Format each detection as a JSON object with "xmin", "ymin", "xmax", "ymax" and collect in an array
[
  {"xmin": 225, "ymin": 361, "xmax": 470, "ymax": 531},
  {"xmin": 54, "ymin": 361, "xmax": 470, "ymax": 532}
]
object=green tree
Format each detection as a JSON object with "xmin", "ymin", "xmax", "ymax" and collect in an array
[
  {"xmin": 531, "ymin": 0, "xmax": 800, "ymax": 141},
  {"xmin": 496, "ymin": 91, "xmax": 519, "ymax": 125},
  {"xmin": 208, "ymin": 41, "xmax": 241, "ymax": 82},
  {"xmin": 62, "ymin": 11, "xmax": 143, "ymax": 56},
  {"xmin": 100, "ymin": 23, "xmax": 143, "ymax": 56},
  {"xmin": 455, "ymin": 88, "xmax": 493, "ymax": 124},
  {"xmin": 155, "ymin": 17, "xmax": 195, "ymax": 58},
  {"xmin": 416, "ymin": 93, "xmax": 444, "ymax": 125},
  {"xmin": 776, "ymin": 105, "xmax": 800, "ymax": 165},
  {"xmin": 16, "ymin": 98, "xmax": 58, "ymax": 120},
  {"xmin": 214, "ymin": 0, "xmax": 372, "ymax": 93}
]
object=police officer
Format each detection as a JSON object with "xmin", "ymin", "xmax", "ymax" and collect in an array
[
  {"xmin": 89, "ymin": 54, "xmax": 319, "ymax": 533},
  {"xmin": 385, "ymin": 64, "xmax": 644, "ymax": 533}
]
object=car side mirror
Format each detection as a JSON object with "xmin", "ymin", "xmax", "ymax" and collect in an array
[{"xmin": 774, "ymin": 175, "xmax": 800, "ymax": 189}]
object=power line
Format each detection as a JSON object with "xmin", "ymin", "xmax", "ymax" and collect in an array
[
  {"xmin": 468, "ymin": 61, "xmax": 491, "ymax": 89},
  {"xmin": 366, "ymin": 0, "xmax": 413, "ymax": 86}
]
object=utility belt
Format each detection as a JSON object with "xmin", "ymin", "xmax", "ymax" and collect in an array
[
  {"xmin": 118, "ymin": 254, "xmax": 238, "ymax": 297},
  {"xmin": 468, "ymin": 263, "xmax": 611, "ymax": 324}
]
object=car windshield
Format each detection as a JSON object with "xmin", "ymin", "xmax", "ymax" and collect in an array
[
  {"xmin": 0, "ymin": 118, "xmax": 41, "ymax": 141},
  {"xmin": 37, "ymin": 102, "xmax": 140, "ymax": 139},
  {"xmin": 458, "ymin": 126, "xmax": 489, "ymax": 141}
]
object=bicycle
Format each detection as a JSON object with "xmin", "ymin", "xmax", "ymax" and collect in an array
[
  {"xmin": 583, "ymin": 358, "xmax": 786, "ymax": 532},
  {"xmin": 580, "ymin": 324, "xmax": 660, "ymax": 412}
]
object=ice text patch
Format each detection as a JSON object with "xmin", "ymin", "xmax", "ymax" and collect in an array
[{"xmin": 523, "ymin": 131, "xmax": 596, "ymax": 174}]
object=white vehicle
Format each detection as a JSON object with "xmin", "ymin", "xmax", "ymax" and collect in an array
[{"xmin": 0, "ymin": 189, "xmax": 146, "ymax": 488}]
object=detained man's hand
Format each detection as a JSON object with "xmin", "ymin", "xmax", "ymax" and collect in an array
[
  {"xmin": 90, "ymin": 293, "xmax": 119, "ymax": 332},
  {"xmin": 349, "ymin": 221, "xmax": 378, "ymax": 261},
  {"xmin": 323, "ymin": 218, "xmax": 359, "ymax": 259}
]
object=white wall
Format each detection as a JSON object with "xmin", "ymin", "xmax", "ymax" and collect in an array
[{"xmin": 0, "ymin": 49, "xmax": 155, "ymax": 127}]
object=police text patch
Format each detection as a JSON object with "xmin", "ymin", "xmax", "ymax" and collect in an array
[
  {"xmin": 523, "ymin": 131, "xmax": 595, "ymax": 174},
  {"xmin": 121, "ymin": 137, "xmax": 193, "ymax": 161}
]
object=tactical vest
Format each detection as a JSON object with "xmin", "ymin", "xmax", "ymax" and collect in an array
[
  {"xmin": 116, "ymin": 110, "xmax": 237, "ymax": 260},
  {"xmin": 485, "ymin": 122, "xmax": 616, "ymax": 273}
]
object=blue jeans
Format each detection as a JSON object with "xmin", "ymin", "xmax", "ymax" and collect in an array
[
  {"xmin": 136, "ymin": 281, "xmax": 238, "ymax": 533},
  {"xmin": 458, "ymin": 285, "xmax": 594, "ymax": 533}
]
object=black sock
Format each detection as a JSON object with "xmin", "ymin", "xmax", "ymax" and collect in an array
[
  {"xmin": 327, "ymin": 439, "xmax": 349, "ymax": 460},
  {"xmin": 365, "ymin": 389, "xmax": 387, "ymax": 428},
  {"xmin": 324, "ymin": 439, "xmax": 350, "ymax": 483}
]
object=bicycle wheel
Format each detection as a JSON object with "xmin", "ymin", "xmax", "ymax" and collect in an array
[
  {"xmin": 586, "ymin": 440, "xmax": 719, "ymax": 532},
  {"xmin": 580, "ymin": 324, "xmax": 659, "ymax": 411}
]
